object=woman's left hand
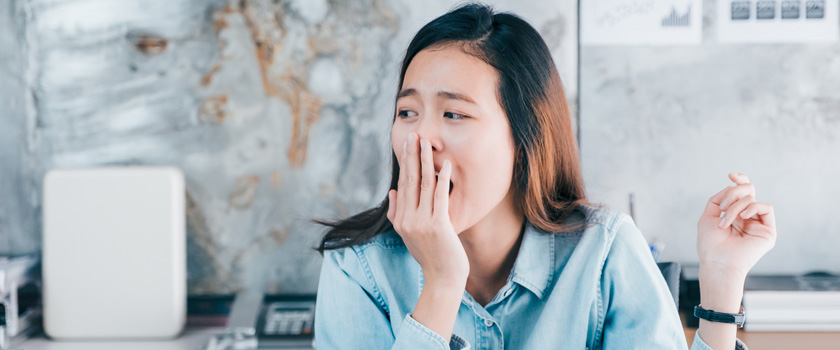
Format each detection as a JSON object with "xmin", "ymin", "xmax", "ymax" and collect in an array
[
  {"xmin": 695, "ymin": 173, "xmax": 777, "ymax": 348},
  {"xmin": 697, "ymin": 172, "xmax": 777, "ymax": 281}
]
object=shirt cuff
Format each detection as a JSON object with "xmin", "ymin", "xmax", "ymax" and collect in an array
[
  {"xmin": 394, "ymin": 314, "xmax": 471, "ymax": 350},
  {"xmin": 692, "ymin": 331, "xmax": 748, "ymax": 350}
]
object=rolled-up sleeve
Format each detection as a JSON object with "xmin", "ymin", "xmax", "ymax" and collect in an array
[
  {"xmin": 691, "ymin": 331, "xmax": 748, "ymax": 350},
  {"xmin": 393, "ymin": 314, "xmax": 470, "ymax": 350},
  {"xmin": 315, "ymin": 247, "xmax": 471, "ymax": 350}
]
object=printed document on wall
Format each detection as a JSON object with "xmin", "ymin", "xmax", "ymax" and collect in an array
[
  {"xmin": 581, "ymin": 0, "xmax": 702, "ymax": 46},
  {"xmin": 718, "ymin": 0, "xmax": 839, "ymax": 43}
]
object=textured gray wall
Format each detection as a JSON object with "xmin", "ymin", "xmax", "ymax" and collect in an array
[
  {"xmin": 0, "ymin": 0, "xmax": 39, "ymax": 255},
  {"xmin": 0, "ymin": 0, "xmax": 577, "ymax": 294},
  {"xmin": 580, "ymin": 0, "xmax": 840, "ymax": 274}
]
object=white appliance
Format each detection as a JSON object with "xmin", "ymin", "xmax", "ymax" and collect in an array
[{"xmin": 42, "ymin": 167, "xmax": 186, "ymax": 339}]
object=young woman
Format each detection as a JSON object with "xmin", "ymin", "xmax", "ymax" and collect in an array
[{"xmin": 314, "ymin": 4, "xmax": 776, "ymax": 350}]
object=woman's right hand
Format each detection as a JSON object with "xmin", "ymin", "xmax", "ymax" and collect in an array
[{"xmin": 387, "ymin": 132, "xmax": 470, "ymax": 289}]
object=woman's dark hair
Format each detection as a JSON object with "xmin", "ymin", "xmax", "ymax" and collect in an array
[{"xmin": 314, "ymin": 3, "xmax": 593, "ymax": 254}]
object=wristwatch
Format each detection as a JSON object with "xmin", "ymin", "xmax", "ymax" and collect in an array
[{"xmin": 694, "ymin": 305, "xmax": 746, "ymax": 328}]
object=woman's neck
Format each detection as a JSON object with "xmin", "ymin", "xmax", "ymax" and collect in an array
[{"xmin": 458, "ymin": 189, "xmax": 525, "ymax": 305}]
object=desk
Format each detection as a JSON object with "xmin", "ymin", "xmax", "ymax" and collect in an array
[
  {"xmin": 18, "ymin": 327, "xmax": 223, "ymax": 350},
  {"xmin": 681, "ymin": 313, "xmax": 840, "ymax": 350},
  {"xmin": 17, "ymin": 320, "xmax": 840, "ymax": 349}
]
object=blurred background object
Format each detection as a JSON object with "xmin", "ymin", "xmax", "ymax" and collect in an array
[
  {"xmin": 0, "ymin": 254, "xmax": 41, "ymax": 349},
  {"xmin": 41, "ymin": 167, "xmax": 186, "ymax": 339}
]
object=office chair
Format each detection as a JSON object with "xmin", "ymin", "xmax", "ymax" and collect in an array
[{"xmin": 658, "ymin": 262, "xmax": 681, "ymax": 309}]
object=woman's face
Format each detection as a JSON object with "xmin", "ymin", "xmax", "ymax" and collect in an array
[{"xmin": 391, "ymin": 45, "xmax": 517, "ymax": 234}]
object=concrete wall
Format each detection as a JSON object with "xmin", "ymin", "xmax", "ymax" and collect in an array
[
  {"xmin": 0, "ymin": 0, "xmax": 577, "ymax": 294},
  {"xmin": 580, "ymin": 0, "xmax": 840, "ymax": 274},
  {"xmin": 0, "ymin": 0, "xmax": 39, "ymax": 255}
]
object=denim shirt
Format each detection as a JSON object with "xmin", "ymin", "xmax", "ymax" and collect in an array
[{"xmin": 315, "ymin": 205, "xmax": 747, "ymax": 350}]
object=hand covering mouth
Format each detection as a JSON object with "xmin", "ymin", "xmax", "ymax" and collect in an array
[{"xmin": 434, "ymin": 174, "xmax": 454, "ymax": 194}]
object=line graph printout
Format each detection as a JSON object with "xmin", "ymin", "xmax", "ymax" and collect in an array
[
  {"xmin": 581, "ymin": 0, "xmax": 702, "ymax": 45},
  {"xmin": 718, "ymin": 0, "xmax": 839, "ymax": 43}
]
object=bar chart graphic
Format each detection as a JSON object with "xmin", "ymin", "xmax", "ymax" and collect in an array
[
  {"xmin": 662, "ymin": 5, "xmax": 692, "ymax": 26},
  {"xmin": 581, "ymin": 0, "xmax": 703, "ymax": 45}
]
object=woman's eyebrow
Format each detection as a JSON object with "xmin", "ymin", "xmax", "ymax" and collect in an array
[
  {"xmin": 396, "ymin": 88, "xmax": 476, "ymax": 104},
  {"xmin": 437, "ymin": 90, "xmax": 476, "ymax": 104},
  {"xmin": 397, "ymin": 88, "xmax": 417, "ymax": 99}
]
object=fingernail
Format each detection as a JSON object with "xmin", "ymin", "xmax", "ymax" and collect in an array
[
  {"xmin": 443, "ymin": 159, "xmax": 450, "ymax": 171},
  {"xmin": 720, "ymin": 199, "xmax": 728, "ymax": 210},
  {"xmin": 420, "ymin": 139, "xmax": 426, "ymax": 150},
  {"xmin": 718, "ymin": 217, "xmax": 726, "ymax": 228},
  {"xmin": 403, "ymin": 141, "xmax": 407, "ymax": 154},
  {"xmin": 408, "ymin": 132, "xmax": 416, "ymax": 142}
]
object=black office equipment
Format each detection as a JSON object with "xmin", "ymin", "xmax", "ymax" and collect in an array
[
  {"xmin": 202, "ymin": 292, "xmax": 315, "ymax": 350},
  {"xmin": 680, "ymin": 265, "xmax": 702, "ymax": 327},
  {"xmin": 658, "ymin": 262, "xmax": 681, "ymax": 309}
]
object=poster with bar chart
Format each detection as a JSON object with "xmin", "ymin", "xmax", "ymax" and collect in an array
[
  {"xmin": 581, "ymin": 0, "xmax": 702, "ymax": 45},
  {"xmin": 718, "ymin": 0, "xmax": 839, "ymax": 43}
]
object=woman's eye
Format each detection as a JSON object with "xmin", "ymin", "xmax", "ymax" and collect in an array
[
  {"xmin": 397, "ymin": 110, "xmax": 417, "ymax": 118},
  {"xmin": 444, "ymin": 112, "xmax": 469, "ymax": 120}
]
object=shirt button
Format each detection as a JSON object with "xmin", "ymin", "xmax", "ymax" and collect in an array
[{"xmin": 484, "ymin": 319, "xmax": 494, "ymax": 327}]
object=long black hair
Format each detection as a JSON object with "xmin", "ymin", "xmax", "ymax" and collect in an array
[{"xmin": 314, "ymin": 3, "xmax": 591, "ymax": 254}]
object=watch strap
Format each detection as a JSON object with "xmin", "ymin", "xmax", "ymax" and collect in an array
[{"xmin": 694, "ymin": 305, "xmax": 745, "ymax": 328}]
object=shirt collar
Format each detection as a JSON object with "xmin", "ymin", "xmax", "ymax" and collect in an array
[{"xmin": 509, "ymin": 220, "xmax": 555, "ymax": 299}]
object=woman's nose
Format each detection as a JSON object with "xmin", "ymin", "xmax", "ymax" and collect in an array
[{"xmin": 413, "ymin": 116, "xmax": 442, "ymax": 151}]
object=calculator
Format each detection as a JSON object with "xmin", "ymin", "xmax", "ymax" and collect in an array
[
  {"xmin": 255, "ymin": 299, "xmax": 315, "ymax": 349},
  {"xmin": 259, "ymin": 301, "xmax": 315, "ymax": 336}
]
